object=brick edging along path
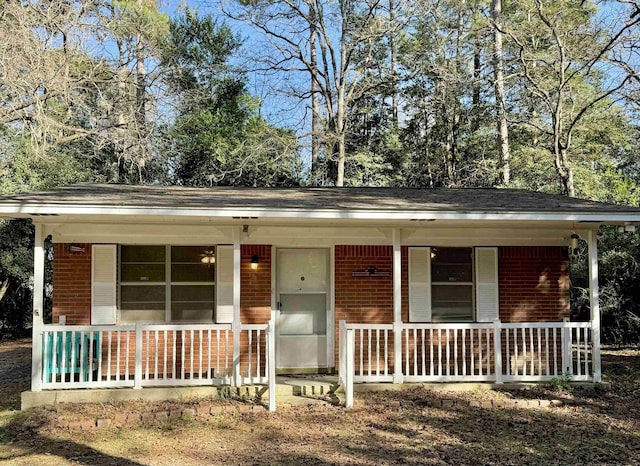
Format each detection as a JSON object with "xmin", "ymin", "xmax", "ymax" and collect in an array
[{"xmin": 58, "ymin": 397, "xmax": 570, "ymax": 431}]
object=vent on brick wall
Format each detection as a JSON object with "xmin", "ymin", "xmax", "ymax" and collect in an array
[{"xmin": 352, "ymin": 266, "xmax": 391, "ymax": 277}]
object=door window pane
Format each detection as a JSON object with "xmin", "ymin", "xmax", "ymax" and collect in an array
[
  {"xmin": 279, "ymin": 293, "xmax": 326, "ymax": 335},
  {"xmin": 278, "ymin": 249, "xmax": 327, "ymax": 292}
]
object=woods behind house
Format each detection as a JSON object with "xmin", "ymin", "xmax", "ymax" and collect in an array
[{"xmin": 1, "ymin": 0, "xmax": 640, "ymax": 342}]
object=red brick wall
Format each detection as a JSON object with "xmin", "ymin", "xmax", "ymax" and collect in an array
[
  {"xmin": 499, "ymin": 246, "xmax": 570, "ymax": 322},
  {"xmin": 52, "ymin": 243, "xmax": 92, "ymax": 324},
  {"xmin": 240, "ymin": 245, "xmax": 272, "ymax": 324},
  {"xmin": 51, "ymin": 243, "xmax": 570, "ymax": 374},
  {"xmin": 334, "ymin": 245, "xmax": 394, "ymax": 367},
  {"xmin": 334, "ymin": 245, "xmax": 394, "ymax": 324}
]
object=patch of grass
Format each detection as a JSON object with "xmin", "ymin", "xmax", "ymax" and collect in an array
[
  {"xmin": 548, "ymin": 372, "xmax": 574, "ymax": 393},
  {"xmin": 0, "ymin": 339, "xmax": 639, "ymax": 465}
]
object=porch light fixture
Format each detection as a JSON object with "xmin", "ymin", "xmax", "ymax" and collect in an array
[
  {"xmin": 67, "ymin": 244, "xmax": 85, "ymax": 253},
  {"xmin": 617, "ymin": 223, "xmax": 636, "ymax": 233},
  {"xmin": 251, "ymin": 254, "xmax": 259, "ymax": 270},
  {"xmin": 570, "ymin": 233, "xmax": 581, "ymax": 253},
  {"xmin": 200, "ymin": 250, "xmax": 216, "ymax": 265}
]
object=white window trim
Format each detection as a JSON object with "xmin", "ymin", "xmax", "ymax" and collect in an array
[
  {"xmin": 118, "ymin": 244, "xmax": 217, "ymax": 324},
  {"xmin": 410, "ymin": 246, "xmax": 478, "ymax": 323}
]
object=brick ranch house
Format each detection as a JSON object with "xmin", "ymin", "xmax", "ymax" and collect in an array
[{"xmin": 1, "ymin": 184, "xmax": 639, "ymax": 411}]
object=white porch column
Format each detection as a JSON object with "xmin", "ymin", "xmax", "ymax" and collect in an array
[
  {"xmin": 31, "ymin": 224, "xmax": 45, "ymax": 392},
  {"xmin": 587, "ymin": 229, "xmax": 602, "ymax": 382},
  {"xmin": 232, "ymin": 227, "xmax": 241, "ymax": 387},
  {"xmin": 392, "ymin": 228, "xmax": 403, "ymax": 384}
]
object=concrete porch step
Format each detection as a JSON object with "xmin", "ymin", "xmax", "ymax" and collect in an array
[{"xmin": 274, "ymin": 376, "xmax": 343, "ymax": 406}]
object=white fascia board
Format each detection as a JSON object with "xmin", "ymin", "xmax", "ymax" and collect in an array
[{"xmin": 1, "ymin": 203, "xmax": 640, "ymax": 222}]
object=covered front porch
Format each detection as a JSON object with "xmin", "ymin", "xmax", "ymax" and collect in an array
[{"xmin": 1, "ymin": 185, "xmax": 632, "ymax": 411}]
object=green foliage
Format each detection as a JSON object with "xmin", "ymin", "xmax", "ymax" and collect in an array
[
  {"xmin": 164, "ymin": 9, "xmax": 301, "ymax": 187},
  {"xmin": 549, "ymin": 372, "xmax": 574, "ymax": 393},
  {"xmin": 0, "ymin": 219, "xmax": 34, "ymax": 339},
  {"xmin": 571, "ymin": 227, "xmax": 640, "ymax": 345}
]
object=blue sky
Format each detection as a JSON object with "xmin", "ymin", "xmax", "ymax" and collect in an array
[{"xmin": 158, "ymin": 0, "xmax": 311, "ymax": 135}]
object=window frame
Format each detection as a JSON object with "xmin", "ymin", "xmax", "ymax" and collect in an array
[
  {"xmin": 118, "ymin": 245, "xmax": 217, "ymax": 324},
  {"xmin": 409, "ymin": 246, "xmax": 478, "ymax": 323},
  {"xmin": 429, "ymin": 247, "xmax": 475, "ymax": 323}
]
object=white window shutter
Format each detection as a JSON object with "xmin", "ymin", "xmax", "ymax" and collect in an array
[
  {"xmin": 475, "ymin": 247, "xmax": 499, "ymax": 322},
  {"xmin": 91, "ymin": 245, "xmax": 117, "ymax": 325},
  {"xmin": 409, "ymin": 247, "xmax": 431, "ymax": 322},
  {"xmin": 216, "ymin": 245, "xmax": 234, "ymax": 324}
]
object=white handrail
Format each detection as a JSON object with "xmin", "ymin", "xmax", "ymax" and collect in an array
[
  {"xmin": 40, "ymin": 320, "xmax": 279, "ymax": 411},
  {"xmin": 340, "ymin": 319, "xmax": 596, "ymax": 406}
]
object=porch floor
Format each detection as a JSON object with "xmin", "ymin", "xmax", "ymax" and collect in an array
[{"xmin": 21, "ymin": 376, "xmax": 603, "ymax": 410}]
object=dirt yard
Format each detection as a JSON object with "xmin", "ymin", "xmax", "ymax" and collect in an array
[{"xmin": 0, "ymin": 339, "xmax": 639, "ymax": 465}]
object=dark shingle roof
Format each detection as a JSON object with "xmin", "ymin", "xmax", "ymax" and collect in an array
[{"xmin": 0, "ymin": 183, "xmax": 638, "ymax": 214}]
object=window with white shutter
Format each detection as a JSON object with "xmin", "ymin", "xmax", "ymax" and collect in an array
[
  {"xmin": 475, "ymin": 247, "xmax": 499, "ymax": 322},
  {"xmin": 431, "ymin": 247, "xmax": 474, "ymax": 322},
  {"xmin": 215, "ymin": 245, "xmax": 234, "ymax": 323},
  {"xmin": 91, "ymin": 245, "xmax": 117, "ymax": 325},
  {"xmin": 409, "ymin": 247, "xmax": 431, "ymax": 322}
]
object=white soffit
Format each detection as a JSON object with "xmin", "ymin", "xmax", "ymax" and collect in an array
[{"xmin": 1, "ymin": 203, "xmax": 639, "ymax": 223}]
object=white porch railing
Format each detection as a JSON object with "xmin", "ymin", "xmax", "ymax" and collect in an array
[
  {"xmin": 39, "ymin": 321, "xmax": 277, "ymax": 411},
  {"xmin": 340, "ymin": 319, "xmax": 596, "ymax": 408}
]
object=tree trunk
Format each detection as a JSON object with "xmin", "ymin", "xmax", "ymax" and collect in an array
[
  {"xmin": 309, "ymin": 3, "xmax": 320, "ymax": 183},
  {"xmin": 335, "ymin": 0, "xmax": 348, "ymax": 187},
  {"xmin": 389, "ymin": 0, "xmax": 398, "ymax": 126},
  {"xmin": 491, "ymin": 0, "xmax": 510, "ymax": 185},
  {"xmin": 336, "ymin": 132, "xmax": 346, "ymax": 187},
  {"xmin": 553, "ymin": 144, "xmax": 575, "ymax": 197}
]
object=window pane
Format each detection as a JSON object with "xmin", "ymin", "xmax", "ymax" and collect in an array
[
  {"xmin": 171, "ymin": 285, "xmax": 214, "ymax": 322},
  {"xmin": 172, "ymin": 285, "xmax": 215, "ymax": 302},
  {"xmin": 121, "ymin": 264, "xmax": 165, "ymax": 282},
  {"xmin": 279, "ymin": 293, "xmax": 326, "ymax": 335},
  {"xmin": 120, "ymin": 285, "xmax": 165, "ymax": 323},
  {"xmin": 121, "ymin": 285, "xmax": 165, "ymax": 304},
  {"xmin": 171, "ymin": 302, "xmax": 214, "ymax": 322},
  {"xmin": 120, "ymin": 285, "xmax": 165, "ymax": 309},
  {"xmin": 431, "ymin": 247, "xmax": 472, "ymax": 282},
  {"xmin": 121, "ymin": 245, "xmax": 165, "ymax": 263},
  {"xmin": 172, "ymin": 246, "xmax": 215, "ymax": 263},
  {"xmin": 171, "ymin": 246, "xmax": 215, "ymax": 282},
  {"xmin": 171, "ymin": 264, "xmax": 215, "ymax": 282},
  {"xmin": 120, "ymin": 309, "xmax": 165, "ymax": 323},
  {"xmin": 432, "ymin": 284, "xmax": 473, "ymax": 322}
]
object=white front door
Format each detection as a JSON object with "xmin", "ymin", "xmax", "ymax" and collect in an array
[{"xmin": 276, "ymin": 248, "xmax": 329, "ymax": 370}]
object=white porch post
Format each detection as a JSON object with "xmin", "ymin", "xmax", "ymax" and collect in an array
[
  {"xmin": 232, "ymin": 227, "xmax": 241, "ymax": 387},
  {"xmin": 31, "ymin": 224, "xmax": 45, "ymax": 392},
  {"xmin": 134, "ymin": 322, "xmax": 143, "ymax": 389},
  {"xmin": 587, "ymin": 229, "xmax": 602, "ymax": 382},
  {"xmin": 267, "ymin": 310, "xmax": 277, "ymax": 412},
  {"xmin": 392, "ymin": 228, "xmax": 403, "ymax": 384}
]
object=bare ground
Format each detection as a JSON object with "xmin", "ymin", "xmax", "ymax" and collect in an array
[{"xmin": 0, "ymin": 340, "xmax": 639, "ymax": 465}]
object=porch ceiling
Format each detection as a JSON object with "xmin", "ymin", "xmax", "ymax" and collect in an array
[{"xmin": 1, "ymin": 183, "xmax": 639, "ymax": 223}]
